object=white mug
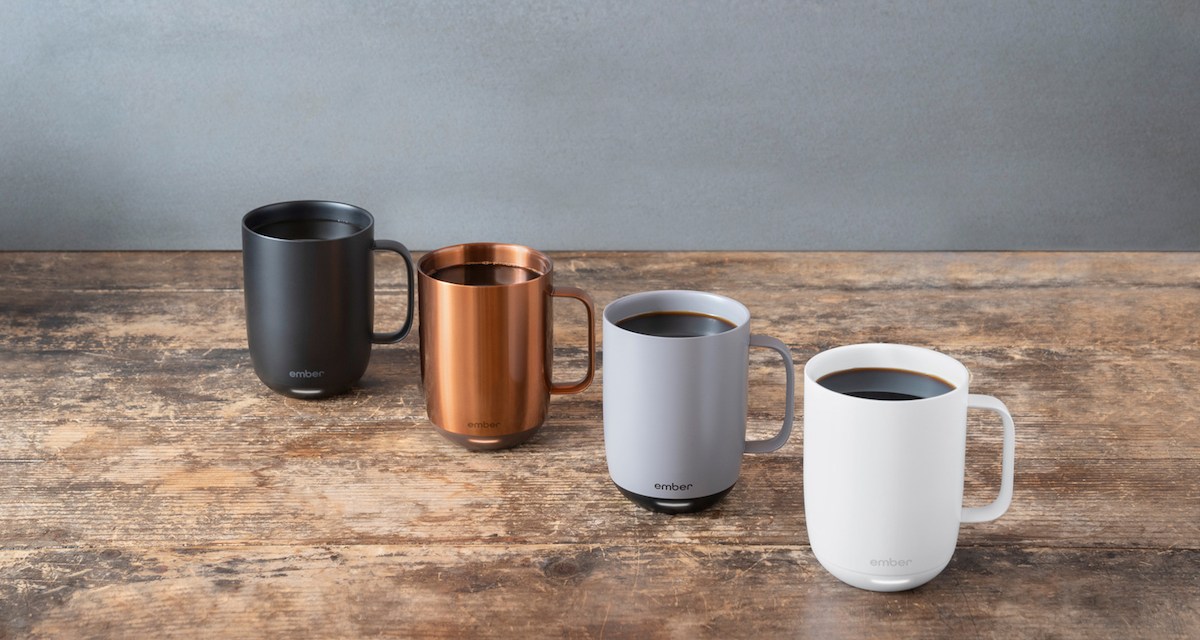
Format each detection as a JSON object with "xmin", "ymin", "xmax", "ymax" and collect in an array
[
  {"xmin": 803, "ymin": 343, "xmax": 1015, "ymax": 591},
  {"xmin": 603, "ymin": 290, "xmax": 795, "ymax": 513}
]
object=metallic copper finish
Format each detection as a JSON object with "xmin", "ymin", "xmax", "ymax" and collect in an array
[{"xmin": 418, "ymin": 243, "xmax": 595, "ymax": 450}]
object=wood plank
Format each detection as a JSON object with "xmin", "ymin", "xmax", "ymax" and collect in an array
[
  {"xmin": 4, "ymin": 283, "xmax": 1198, "ymax": 353},
  {"xmin": 0, "ymin": 453, "xmax": 1193, "ymax": 549},
  {"xmin": 0, "ymin": 252, "xmax": 245, "ymax": 291},
  {"xmin": 1, "ymin": 545, "xmax": 1196, "ymax": 639},
  {"xmin": 2, "ymin": 346, "xmax": 1196, "ymax": 461},
  {"xmin": 3, "ymin": 251, "xmax": 1199, "ymax": 291},
  {"xmin": 0, "ymin": 364, "xmax": 1195, "ymax": 550},
  {"xmin": 5, "ymin": 249, "xmax": 1195, "ymax": 461}
]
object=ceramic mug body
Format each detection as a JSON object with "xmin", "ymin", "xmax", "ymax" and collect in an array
[
  {"xmin": 803, "ymin": 343, "xmax": 1015, "ymax": 591},
  {"xmin": 603, "ymin": 290, "xmax": 794, "ymax": 513}
]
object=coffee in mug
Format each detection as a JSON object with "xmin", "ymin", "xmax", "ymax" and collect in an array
[
  {"xmin": 252, "ymin": 218, "xmax": 365, "ymax": 241},
  {"xmin": 615, "ymin": 310, "xmax": 736, "ymax": 338},
  {"xmin": 429, "ymin": 263, "xmax": 542, "ymax": 286},
  {"xmin": 816, "ymin": 367, "xmax": 955, "ymax": 401}
]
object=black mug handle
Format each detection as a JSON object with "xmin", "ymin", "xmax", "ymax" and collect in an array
[{"xmin": 371, "ymin": 239, "xmax": 416, "ymax": 344}]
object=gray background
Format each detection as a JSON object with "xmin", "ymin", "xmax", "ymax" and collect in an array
[{"xmin": 3, "ymin": 1, "xmax": 1198, "ymax": 251}]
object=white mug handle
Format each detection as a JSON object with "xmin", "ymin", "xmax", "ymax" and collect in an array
[
  {"xmin": 743, "ymin": 335, "xmax": 795, "ymax": 454},
  {"xmin": 961, "ymin": 394, "xmax": 1016, "ymax": 523}
]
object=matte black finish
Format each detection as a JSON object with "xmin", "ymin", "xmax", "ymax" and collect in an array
[
  {"xmin": 615, "ymin": 483, "xmax": 735, "ymax": 514},
  {"xmin": 242, "ymin": 201, "xmax": 415, "ymax": 398}
]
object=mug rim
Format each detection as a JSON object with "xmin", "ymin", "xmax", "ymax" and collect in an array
[
  {"xmin": 804, "ymin": 343, "xmax": 971, "ymax": 403},
  {"xmin": 417, "ymin": 242, "xmax": 553, "ymax": 288},
  {"xmin": 242, "ymin": 200, "xmax": 374, "ymax": 243},
  {"xmin": 602, "ymin": 289, "xmax": 751, "ymax": 340}
]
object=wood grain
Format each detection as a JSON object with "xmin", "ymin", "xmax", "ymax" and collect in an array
[
  {"xmin": 1, "ymin": 251, "xmax": 1198, "ymax": 638},
  {"xmin": 1, "ymin": 545, "xmax": 1196, "ymax": 639}
]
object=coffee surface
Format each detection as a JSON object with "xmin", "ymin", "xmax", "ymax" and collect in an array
[
  {"xmin": 816, "ymin": 367, "xmax": 954, "ymax": 401},
  {"xmin": 616, "ymin": 311, "xmax": 736, "ymax": 338},
  {"xmin": 431, "ymin": 263, "xmax": 542, "ymax": 286},
  {"xmin": 254, "ymin": 219, "xmax": 362, "ymax": 240}
]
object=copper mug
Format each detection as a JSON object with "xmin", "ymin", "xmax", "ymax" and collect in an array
[{"xmin": 417, "ymin": 243, "xmax": 596, "ymax": 450}]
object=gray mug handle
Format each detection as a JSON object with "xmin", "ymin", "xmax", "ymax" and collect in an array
[{"xmin": 744, "ymin": 334, "xmax": 796, "ymax": 454}]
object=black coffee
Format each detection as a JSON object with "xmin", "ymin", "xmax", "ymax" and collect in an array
[
  {"xmin": 616, "ymin": 311, "xmax": 736, "ymax": 338},
  {"xmin": 255, "ymin": 219, "xmax": 362, "ymax": 240},
  {"xmin": 817, "ymin": 367, "xmax": 955, "ymax": 401},
  {"xmin": 431, "ymin": 263, "xmax": 542, "ymax": 286}
]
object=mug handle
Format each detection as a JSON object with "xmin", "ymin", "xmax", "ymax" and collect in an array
[
  {"xmin": 549, "ymin": 286, "xmax": 596, "ymax": 395},
  {"xmin": 370, "ymin": 239, "xmax": 416, "ymax": 344},
  {"xmin": 961, "ymin": 394, "xmax": 1016, "ymax": 523},
  {"xmin": 743, "ymin": 335, "xmax": 796, "ymax": 454}
]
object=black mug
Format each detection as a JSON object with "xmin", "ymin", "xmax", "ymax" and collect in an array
[{"xmin": 241, "ymin": 200, "xmax": 415, "ymax": 398}]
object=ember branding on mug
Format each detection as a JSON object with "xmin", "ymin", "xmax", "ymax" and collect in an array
[
  {"xmin": 603, "ymin": 290, "xmax": 795, "ymax": 514},
  {"xmin": 803, "ymin": 343, "xmax": 1015, "ymax": 592}
]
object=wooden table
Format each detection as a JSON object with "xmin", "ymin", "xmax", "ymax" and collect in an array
[{"xmin": 1, "ymin": 251, "xmax": 1197, "ymax": 638}]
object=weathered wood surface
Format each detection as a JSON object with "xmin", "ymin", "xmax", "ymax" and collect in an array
[
  {"xmin": 1, "ymin": 546, "xmax": 1196, "ymax": 639},
  {"xmin": 1, "ymin": 251, "xmax": 1198, "ymax": 638}
]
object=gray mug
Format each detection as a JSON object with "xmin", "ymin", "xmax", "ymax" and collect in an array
[{"xmin": 602, "ymin": 290, "xmax": 795, "ymax": 513}]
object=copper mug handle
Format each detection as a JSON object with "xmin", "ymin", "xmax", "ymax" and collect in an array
[{"xmin": 549, "ymin": 286, "xmax": 596, "ymax": 395}]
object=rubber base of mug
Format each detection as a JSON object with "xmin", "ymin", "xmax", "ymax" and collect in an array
[
  {"xmin": 264, "ymin": 383, "xmax": 351, "ymax": 399},
  {"xmin": 434, "ymin": 425, "xmax": 541, "ymax": 451},
  {"xmin": 815, "ymin": 556, "xmax": 948, "ymax": 592},
  {"xmin": 615, "ymin": 483, "xmax": 735, "ymax": 514}
]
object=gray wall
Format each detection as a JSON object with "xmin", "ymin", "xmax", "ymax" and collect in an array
[{"xmin": 3, "ymin": 1, "xmax": 1198, "ymax": 251}]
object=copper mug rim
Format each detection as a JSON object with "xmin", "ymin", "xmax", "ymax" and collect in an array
[{"xmin": 417, "ymin": 242, "xmax": 552, "ymax": 286}]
